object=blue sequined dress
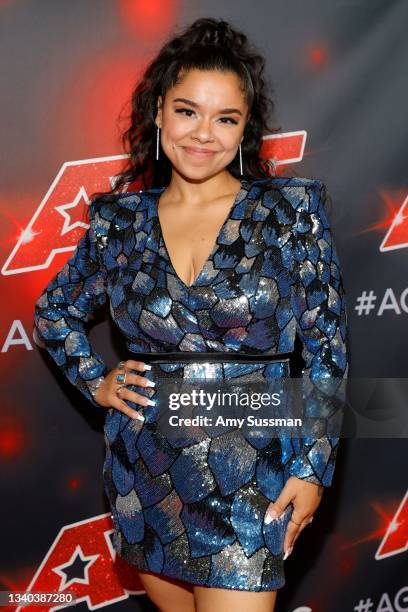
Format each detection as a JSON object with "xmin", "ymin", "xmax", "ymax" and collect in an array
[{"xmin": 34, "ymin": 176, "xmax": 349, "ymax": 591}]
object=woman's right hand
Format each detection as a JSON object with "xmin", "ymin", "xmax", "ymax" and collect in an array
[{"xmin": 94, "ymin": 360, "xmax": 155, "ymax": 421}]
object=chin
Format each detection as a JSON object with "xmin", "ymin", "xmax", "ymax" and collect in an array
[{"xmin": 173, "ymin": 163, "xmax": 218, "ymax": 182}]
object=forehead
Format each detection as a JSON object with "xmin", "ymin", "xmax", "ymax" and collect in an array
[{"xmin": 167, "ymin": 68, "xmax": 247, "ymax": 106}]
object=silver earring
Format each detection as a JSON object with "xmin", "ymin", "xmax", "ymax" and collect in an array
[
  {"xmin": 156, "ymin": 126, "xmax": 160, "ymax": 161},
  {"xmin": 239, "ymin": 143, "xmax": 243, "ymax": 176}
]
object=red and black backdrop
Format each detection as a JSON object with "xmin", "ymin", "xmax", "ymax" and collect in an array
[{"xmin": 1, "ymin": 2, "xmax": 407, "ymax": 611}]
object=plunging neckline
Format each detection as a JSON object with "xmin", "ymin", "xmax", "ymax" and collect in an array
[{"xmin": 153, "ymin": 177, "xmax": 249, "ymax": 290}]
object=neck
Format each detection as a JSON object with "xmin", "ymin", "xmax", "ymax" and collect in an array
[{"xmin": 162, "ymin": 169, "xmax": 241, "ymax": 206}]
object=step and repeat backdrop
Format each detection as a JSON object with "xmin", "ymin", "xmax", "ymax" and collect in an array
[{"xmin": 1, "ymin": 1, "xmax": 407, "ymax": 611}]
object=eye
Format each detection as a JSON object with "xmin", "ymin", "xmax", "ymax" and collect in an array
[
  {"xmin": 175, "ymin": 108, "xmax": 195, "ymax": 117},
  {"xmin": 174, "ymin": 108, "xmax": 239, "ymax": 125},
  {"xmin": 218, "ymin": 117, "xmax": 239, "ymax": 125}
]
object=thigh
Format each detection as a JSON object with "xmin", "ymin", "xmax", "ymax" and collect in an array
[
  {"xmin": 194, "ymin": 585, "xmax": 277, "ymax": 612},
  {"xmin": 137, "ymin": 570, "xmax": 195, "ymax": 612}
]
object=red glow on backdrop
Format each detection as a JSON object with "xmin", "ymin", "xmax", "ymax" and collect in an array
[
  {"xmin": 340, "ymin": 497, "xmax": 402, "ymax": 550},
  {"xmin": 303, "ymin": 532, "xmax": 357, "ymax": 610},
  {"xmin": 364, "ymin": 190, "xmax": 404, "ymax": 233},
  {"xmin": 0, "ymin": 567, "xmax": 37, "ymax": 609},
  {"xmin": 0, "ymin": 196, "xmax": 50, "ymax": 316},
  {"xmin": 118, "ymin": 0, "xmax": 179, "ymax": 42},
  {"xmin": 351, "ymin": 188, "xmax": 408, "ymax": 251},
  {"xmin": 308, "ymin": 44, "xmax": 329, "ymax": 66},
  {"xmin": 0, "ymin": 196, "xmax": 37, "ymax": 249},
  {"xmin": 339, "ymin": 555, "xmax": 354, "ymax": 576},
  {"xmin": 47, "ymin": 51, "xmax": 147, "ymax": 159},
  {"xmin": 0, "ymin": 419, "xmax": 25, "ymax": 459},
  {"xmin": 68, "ymin": 478, "xmax": 81, "ymax": 491},
  {"xmin": 332, "ymin": 532, "xmax": 357, "ymax": 577}
]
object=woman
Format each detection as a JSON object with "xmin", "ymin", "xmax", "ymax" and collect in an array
[{"xmin": 34, "ymin": 17, "xmax": 349, "ymax": 612}]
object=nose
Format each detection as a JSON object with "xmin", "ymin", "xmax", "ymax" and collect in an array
[{"xmin": 191, "ymin": 117, "xmax": 214, "ymax": 142}]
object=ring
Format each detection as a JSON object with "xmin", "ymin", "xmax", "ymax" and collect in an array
[
  {"xmin": 116, "ymin": 385, "xmax": 125, "ymax": 398},
  {"xmin": 117, "ymin": 361, "xmax": 126, "ymax": 370},
  {"xmin": 290, "ymin": 516, "xmax": 314, "ymax": 527},
  {"xmin": 116, "ymin": 371, "xmax": 127, "ymax": 384}
]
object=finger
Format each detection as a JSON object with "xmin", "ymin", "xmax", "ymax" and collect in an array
[
  {"xmin": 283, "ymin": 519, "xmax": 300, "ymax": 553},
  {"xmin": 123, "ymin": 359, "xmax": 152, "ymax": 372},
  {"xmin": 118, "ymin": 386, "xmax": 156, "ymax": 407},
  {"xmin": 290, "ymin": 510, "xmax": 312, "ymax": 526},
  {"xmin": 264, "ymin": 501, "xmax": 284, "ymax": 524},
  {"xmin": 119, "ymin": 372, "xmax": 156, "ymax": 388},
  {"xmin": 111, "ymin": 396, "xmax": 145, "ymax": 421},
  {"xmin": 264, "ymin": 487, "xmax": 294, "ymax": 523}
]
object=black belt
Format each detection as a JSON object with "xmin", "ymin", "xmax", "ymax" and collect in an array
[{"xmin": 130, "ymin": 351, "xmax": 295, "ymax": 364}]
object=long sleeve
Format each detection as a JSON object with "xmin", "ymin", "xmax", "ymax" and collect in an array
[
  {"xmin": 287, "ymin": 181, "xmax": 349, "ymax": 487},
  {"xmin": 34, "ymin": 202, "xmax": 110, "ymax": 405}
]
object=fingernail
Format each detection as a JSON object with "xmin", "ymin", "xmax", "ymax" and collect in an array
[
  {"xmin": 143, "ymin": 363, "xmax": 152, "ymax": 370},
  {"xmin": 264, "ymin": 509, "xmax": 279, "ymax": 524},
  {"xmin": 264, "ymin": 509, "xmax": 278, "ymax": 524},
  {"xmin": 133, "ymin": 413, "xmax": 145, "ymax": 421},
  {"xmin": 283, "ymin": 547, "xmax": 293, "ymax": 560},
  {"xmin": 145, "ymin": 379, "xmax": 156, "ymax": 387},
  {"xmin": 146, "ymin": 398, "xmax": 156, "ymax": 406}
]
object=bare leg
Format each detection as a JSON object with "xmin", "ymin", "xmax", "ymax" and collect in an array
[
  {"xmin": 137, "ymin": 570, "xmax": 196, "ymax": 612},
  {"xmin": 194, "ymin": 585, "xmax": 278, "ymax": 612}
]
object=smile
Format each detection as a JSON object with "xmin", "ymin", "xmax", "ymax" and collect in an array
[{"xmin": 182, "ymin": 146, "xmax": 217, "ymax": 157}]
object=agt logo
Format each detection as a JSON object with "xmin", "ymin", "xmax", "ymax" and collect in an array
[
  {"xmin": 16, "ymin": 513, "xmax": 146, "ymax": 611},
  {"xmin": 375, "ymin": 489, "xmax": 408, "ymax": 561},
  {"xmin": 380, "ymin": 192, "xmax": 408, "ymax": 252},
  {"xmin": 1, "ymin": 133, "xmax": 307, "ymax": 277},
  {"xmin": 1, "ymin": 154, "xmax": 129, "ymax": 276}
]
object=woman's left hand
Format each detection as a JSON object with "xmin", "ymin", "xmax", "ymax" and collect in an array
[{"xmin": 264, "ymin": 476, "xmax": 324, "ymax": 559}]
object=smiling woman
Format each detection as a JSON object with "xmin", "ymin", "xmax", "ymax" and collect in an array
[{"xmin": 34, "ymin": 15, "xmax": 349, "ymax": 612}]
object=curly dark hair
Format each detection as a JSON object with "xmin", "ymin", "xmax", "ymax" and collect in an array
[{"xmin": 90, "ymin": 17, "xmax": 280, "ymax": 203}]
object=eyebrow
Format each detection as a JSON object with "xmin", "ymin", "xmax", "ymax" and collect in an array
[{"xmin": 172, "ymin": 97, "xmax": 243, "ymax": 116}]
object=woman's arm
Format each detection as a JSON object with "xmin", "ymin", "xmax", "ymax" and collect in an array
[
  {"xmin": 34, "ymin": 202, "xmax": 110, "ymax": 405},
  {"xmin": 287, "ymin": 180, "xmax": 349, "ymax": 487}
]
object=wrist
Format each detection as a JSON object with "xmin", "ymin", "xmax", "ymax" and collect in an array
[{"xmin": 87, "ymin": 376, "xmax": 106, "ymax": 404}]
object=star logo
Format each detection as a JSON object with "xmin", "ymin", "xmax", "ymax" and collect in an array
[{"xmin": 54, "ymin": 186, "xmax": 91, "ymax": 236}]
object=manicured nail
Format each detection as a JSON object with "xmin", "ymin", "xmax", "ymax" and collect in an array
[
  {"xmin": 143, "ymin": 363, "xmax": 152, "ymax": 370},
  {"xmin": 264, "ymin": 509, "xmax": 279, "ymax": 524},
  {"xmin": 283, "ymin": 547, "xmax": 293, "ymax": 560},
  {"xmin": 145, "ymin": 379, "xmax": 156, "ymax": 387},
  {"xmin": 146, "ymin": 398, "xmax": 156, "ymax": 406},
  {"xmin": 133, "ymin": 413, "xmax": 145, "ymax": 421}
]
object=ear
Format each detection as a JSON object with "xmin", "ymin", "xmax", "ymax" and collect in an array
[{"xmin": 155, "ymin": 95, "xmax": 163, "ymax": 128}]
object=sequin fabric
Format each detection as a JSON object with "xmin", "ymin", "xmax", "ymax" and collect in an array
[{"xmin": 34, "ymin": 176, "xmax": 349, "ymax": 591}]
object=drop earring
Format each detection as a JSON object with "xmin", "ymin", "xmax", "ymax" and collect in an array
[
  {"xmin": 239, "ymin": 143, "xmax": 243, "ymax": 176},
  {"xmin": 156, "ymin": 126, "xmax": 160, "ymax": 161}
]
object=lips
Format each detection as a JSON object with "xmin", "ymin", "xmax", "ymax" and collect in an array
[{"xmin": 183, "ymin": 146, "xmax": 216, "ymax": 157}]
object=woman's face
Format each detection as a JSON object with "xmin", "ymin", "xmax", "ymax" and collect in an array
[{"xmin": 155, "ymin": 68, "xmax": 250, "ymax": 181}]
